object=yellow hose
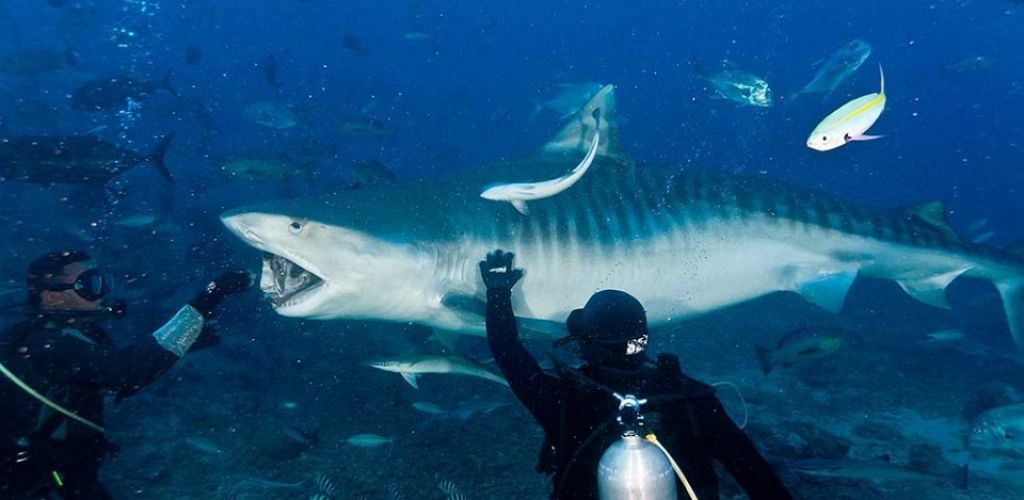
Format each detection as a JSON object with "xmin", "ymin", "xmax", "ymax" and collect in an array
[
  {"xmin": 0, "ymin": 359, "xmax": 104, "ymax": 433},
  {"xmin": 645, "ymin": 433, "xmax": 698, "ymax": 500}
]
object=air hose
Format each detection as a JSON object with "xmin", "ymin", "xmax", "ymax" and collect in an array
[
  {"xmin": 0, "ymin": 359, "xmax": 104, "ymax": 433},
  {"xmin": 644, "ymin": 432, "xmax": 698, "ymax": 500}
]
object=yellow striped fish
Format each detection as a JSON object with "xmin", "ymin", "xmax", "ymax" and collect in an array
[{"xmin": 806, "ymin": 64, "xmax": 886, "ymax": 151}]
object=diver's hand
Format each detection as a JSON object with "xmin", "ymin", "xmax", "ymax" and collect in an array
[
  {"xmin": 207, "ymin": 269, "xmax": 255, "ymax": 295},
  {"xmin": 479, "ymin": 250, "xmax": 523, "ymax": 290},
  {"xmin": 190, "ymin": 269, "xmax": 255, "ymax": 318}
]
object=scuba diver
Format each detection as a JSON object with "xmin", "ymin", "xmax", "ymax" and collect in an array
[
  {"xmin": 480, "ymin": 250, "xmax": 792, "ymax": 500},
  {"xmin": 0, "ymin": 250, "xmax": 253, "ymax": 499}
]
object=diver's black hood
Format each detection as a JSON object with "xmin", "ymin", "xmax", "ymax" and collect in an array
[{"xmin": 581, "ymin": 290, "xmax": 648, "ymax": 343}]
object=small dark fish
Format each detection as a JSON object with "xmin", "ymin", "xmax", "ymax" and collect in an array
[
  {"xmin": 945, "ymin": 55, "xmax": 996, "ymax": 74},
  {"xmin": 342, "ymin": 34, "xmax": 371, "ymax": 55},
  {"xmin": 0, "ymin": 133, "xmax": 175, "ymax": 185},
  {"xmin": 71, "ymin": 71, "xmax": 177, "ymax": 111},
  {"xmin": 349, "ymin": 159, "xmax": 398, "ymax": 188},
  {"xmin": 257, "ymin": 53, "xmax": 282, "ymax": 94},
  {"xmin": 754, "ymin": 326, "xmax": 844, "ymax": 375},
  {"xmin": 281, "ymin": 424, "xmax": 317, "ymax": 447},
  {"xmin": 339, "ymin": 119, "xmax": 394, "ymax": 139},
  {"xmin": 233, "ymin": 474, "xmax": 303, "ymax": 490},
  {"xmin": 184, "ymin": 45, "xmax": 203, "ymax": 65},
  {"xmin": 0, "ymin": 48, "xmax": 77, "ymax": 76}
]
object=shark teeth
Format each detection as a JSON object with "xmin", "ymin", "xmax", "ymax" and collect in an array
[{"xmin": 261, "ymin": 253, "xmax": 324, "ymax": 308}]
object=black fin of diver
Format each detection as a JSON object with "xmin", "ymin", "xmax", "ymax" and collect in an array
[{"xmin": 146, "ymin": 133, "xmax": 176, "ymax": 184}]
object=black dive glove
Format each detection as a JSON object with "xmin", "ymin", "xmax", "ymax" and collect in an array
[
  {"xmin": 479, "ymin": 250, "xmax": 523, "ymax": 291},
  {"xmin": 190, "ymin": 269, "xmax": 255, "ymax": 319}
]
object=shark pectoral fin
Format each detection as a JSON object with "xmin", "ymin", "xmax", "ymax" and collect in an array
[
  {"xmin": 400, "ymin": 372, "xmax": 419, "ymax": 389},
  {"xmin": 441, "ymin": 293, "xmax": 487, "ymax": 317},
  {"xmin": 995, "ymin": 279, "xmax": 1024, "ymax": 351},
  {"xmin": 850, "ymin": 134, "xmax": 884, "ymax": 141},
  {"xmin": 896, "ymin": 268, "xmax": 971, "ymax": 309},
  {"xmin": 517, "ymin": 317, "xmax": 568, "ymax": 339},
  {"xmin": 428, "ymin": 329, "xmax": 461, "ymax": 352},
  {"xmin": 511, "ymin": 199, "xmax": 529, "ymax": 215},
  {"xmin": 794, "ymin": 270, "xmax": 858, "ymax": 313}
]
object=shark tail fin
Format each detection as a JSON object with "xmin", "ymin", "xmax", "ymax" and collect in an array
[
  {"xmin": 146, "ymin": 133, "xmax": 176, "ymax": 184},
  {"xmin": 541, "ymin": 84, "xmax": 621, "ymax": 159}
]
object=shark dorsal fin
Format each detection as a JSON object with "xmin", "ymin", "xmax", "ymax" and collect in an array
[
  {"xmin": 904, "ymin": 201, "xmax": 960, "ymax": 243},
  {"xmin": 541, "ymin": 84, "xmax": 621, "ymax": 159}
]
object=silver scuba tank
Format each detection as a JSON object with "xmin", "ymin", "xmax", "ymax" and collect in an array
[
  {"xmin": 597, "ymin": 393, "xmax": 678, "ymax": 500},
  {"xmin": 598, "ymin": 433, "xmax": 677, "ymax": 499}
]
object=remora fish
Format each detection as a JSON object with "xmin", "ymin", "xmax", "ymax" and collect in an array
[
  {"xmin": 807, "ymin": 65, "xmax": 886, "ymax": 152},
  {"xmin": 969, "ymin": 402, "xmax": 1024, "ymax": 457},
  {"xmin": 0, "ymin": 134, "xmax": 175, "ymax": 185},
  {"xmin": 366, "ymin": 355, "xmax": 509, "ymax": 388},
  {"xmin": 790, "ymin": 458, "xmax": 968, "ymax": 489},
  {"xmin": 792, "ymin": 39, "xmax": 872, "ymax": 100},
  {"xmin": 754, "ymin": 326, "xmax": 844, "ymax": 374},
  {"xmin": 481, "ymin": 118, "xmax": 599, "ymax": 214},
  {"xmin": 71, "ymin": 71, "xmax": 177, "ymax": 111},
  {"xmin": 220, "ymin": 86, "xmax": 1024, "ymax": 354},
  {"xmin": 698, "ymin": 66, "xmax": 773, "ymax": 107}
]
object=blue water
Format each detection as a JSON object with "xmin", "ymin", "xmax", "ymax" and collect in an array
[{"xmin": 1, "ymin": 1, "xmax": 1023, "ymax": 498}]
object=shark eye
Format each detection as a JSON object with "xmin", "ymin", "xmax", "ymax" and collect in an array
[
  {"xmin": 289, "ymin": 221, "xmax": 304, "ymax": 234},
  {"xmin": 821, "ymin": 136, "xmax": 828, "ymax": 142}
]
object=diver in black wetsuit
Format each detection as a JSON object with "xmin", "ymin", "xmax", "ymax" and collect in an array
[
  {"xmin": 480, "ymin": 250, "xmax": 792, "ymax": 500},
  {"xmin": 0, "ymin": 250, "xmax": 253, "ymax": 499}
]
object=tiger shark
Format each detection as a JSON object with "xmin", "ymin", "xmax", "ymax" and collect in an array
[{"xmin": 221, "ymin": 85, "xmax": 1024, "ymax": 349}]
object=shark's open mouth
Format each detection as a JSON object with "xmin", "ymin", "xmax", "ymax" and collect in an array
[{"xmin": 261, "ymin": 253, "xmax": 324, "ymax": 308}]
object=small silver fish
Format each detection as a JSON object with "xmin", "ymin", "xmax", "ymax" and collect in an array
[
  {"xmin": 184, "ymin": 436, "xmax": 223, "ymax": 455},
  {"xmin": 412, "ymin": 401, "xmax": 446, "ymax": 415},
  {"xmin": 346, "ymin": 433, "xmax": 394, "ymax": 448},
  {"xmin": 925, "ymin": 330, "xmax": 965, "ymax": 342},
  {"xmin": 114, "ymin": 214, "xmax": 157, "ymax": 228}
]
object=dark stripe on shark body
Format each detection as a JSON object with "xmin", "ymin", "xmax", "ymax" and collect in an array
[{"xmin": 470, "ymin": 165, "xmax": 1019, "ymax": 267}]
